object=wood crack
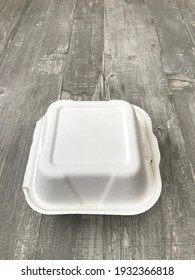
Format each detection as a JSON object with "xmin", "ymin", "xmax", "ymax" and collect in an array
[
  {"xmin": 167, "ymin": 75, "xmax": 193, "ymax": 90},
  {"xmin": 64, "ymin": 0, "xmax": 78, "ymax": 55}
]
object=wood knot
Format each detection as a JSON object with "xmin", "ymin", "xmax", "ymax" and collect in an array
[
  {"xmin": 127, "ymin": 55, "xmax": 137, "ymax": 61},
  {"xmin": 167, "ymin": 75, "xmax": 192, "ymax": 90},
  {"xmin": 0, "ymin": 87, "xmax": 5, "ymax": 95}
]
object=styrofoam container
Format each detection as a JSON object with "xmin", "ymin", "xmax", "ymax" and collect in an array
[{"xmin": 23, "ymin": 100, "xmax": 161, "ymax": 215}]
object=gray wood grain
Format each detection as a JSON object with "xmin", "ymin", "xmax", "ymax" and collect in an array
[
  {"xmin": 0, "ymin": 0, "xmax": 195, "ymax": 260},
  {"xmin": 0, "ymin": 0, "xmax": 31, "ymax": 63},
  {"xmin": 101, "ymin": 0, "xmax": 195, "ymax": 259},
  {"xmin": 0, "ymin": 0, "xmax": 76, "ymax": 259}
]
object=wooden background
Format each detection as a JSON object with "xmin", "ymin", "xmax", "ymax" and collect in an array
[{"xmin": 0, "ymin": 0, "xmax": 195, "ymax": 259}]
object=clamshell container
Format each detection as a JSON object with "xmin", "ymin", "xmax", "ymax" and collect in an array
[{"xmin": 23, "ymin": 100, "xmax": 161, "ymax": 215}]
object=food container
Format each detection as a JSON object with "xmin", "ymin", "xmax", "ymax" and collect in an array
[{"xmin": 22, "ymin": 100, "xmax": 161, "ymax": 215}]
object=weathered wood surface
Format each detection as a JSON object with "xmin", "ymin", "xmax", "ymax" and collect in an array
[{"xmin": 0, "ymin": 0, "xmax": 195, "ymax": 260}]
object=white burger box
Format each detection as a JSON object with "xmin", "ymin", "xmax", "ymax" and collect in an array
[{"xmin": 22, "ymin": 100, "xmax": 161, "ymax": 215}]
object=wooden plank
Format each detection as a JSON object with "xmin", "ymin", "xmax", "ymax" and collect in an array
[
  {"xmin": 35, "ymin": 215, "xmax": 104, "ymax": 260},
  {"xmin": 146, "ymin": 0, "xmax": 195, "ymax": 251},
  {"xmin": 60, "ymin": 0, "xmax": 104, "ymax": 100},
  {"xmin": 145, "ymin": 0, "xmax": 195, "ymax": 75},
  {"xmin": 101, "ymin": 0, "xmax": 195, "ymax": 259},
  {"xmin": 0, "ymin": 0, "xmax": 76, "ymax": 259},
  {"xmin": 146, "ymin": 0, "xmax": 195, "ymax": 171}
]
